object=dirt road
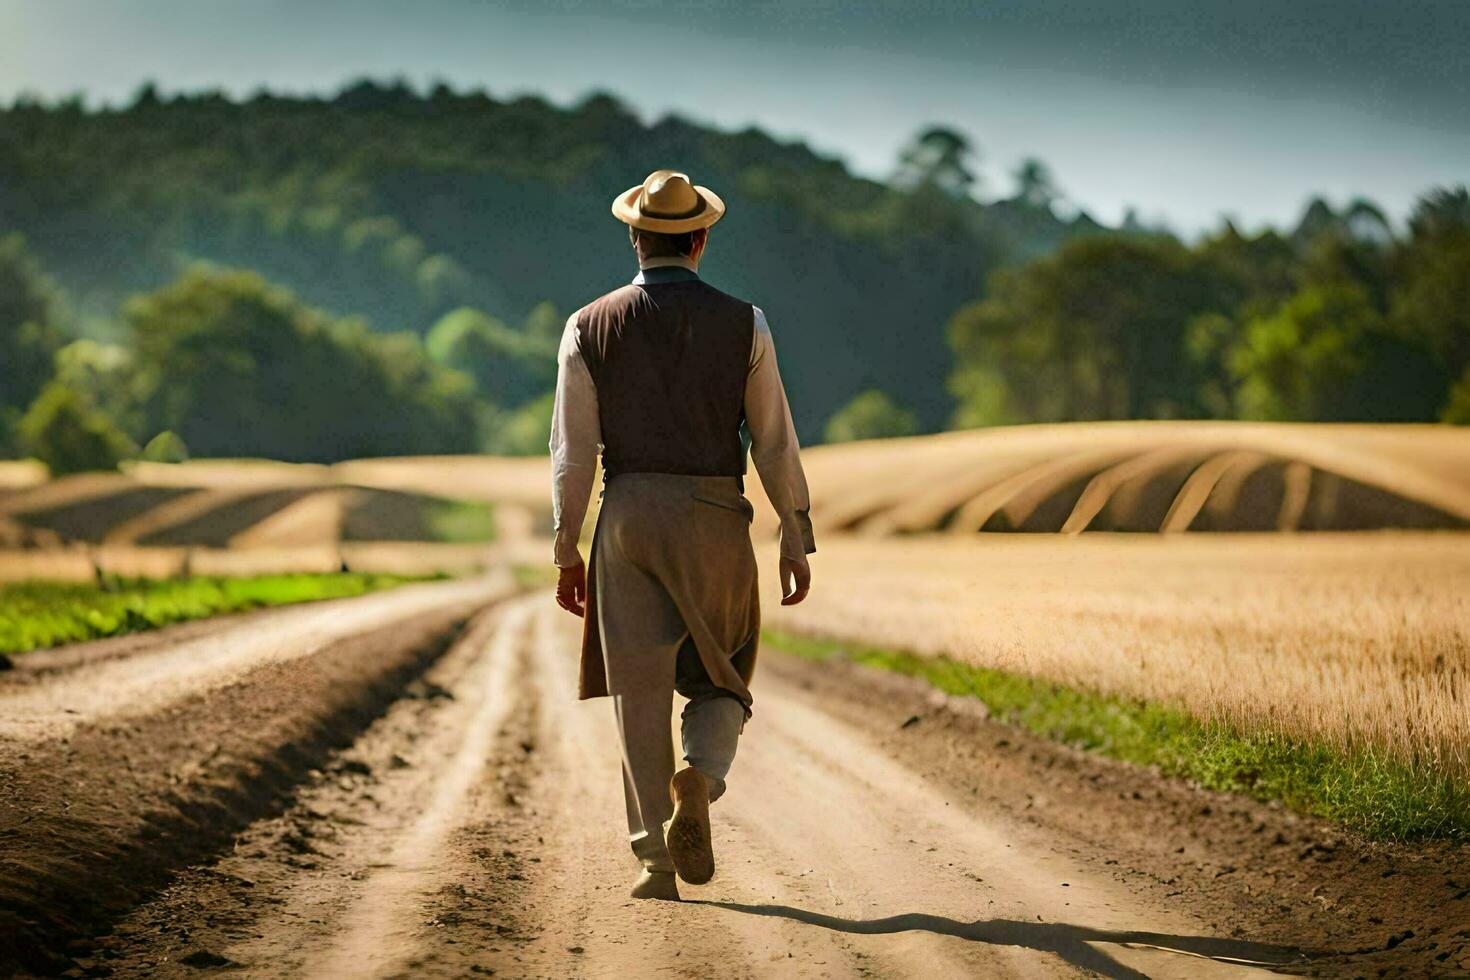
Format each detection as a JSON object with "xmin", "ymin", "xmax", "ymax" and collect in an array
[{"xmin": 7, "ymin": 587, "xmax": 1467, "ymax": 978}]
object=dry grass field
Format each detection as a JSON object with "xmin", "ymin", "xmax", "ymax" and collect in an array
[
  {"xmin": 213, "ymin": 421, "xmax": 1470, "ymax": 544},
  {"xmin": 6, "ymin": 420, "xmax": 1463, "ymax": 551},
  {"xmin": 789, "ymin": 420, "xmax": 1470, "ymax": 536},
  {"xmin": 3, "ymin": 422, "xmax": 1466, "ymax": 770},
  {"xmin": 0, "ymin": 460, "xmax": 505, "ymax": 582},
  {"xmin": 761, "ymin": 531, "xmax": 1470, "ymax": 780}
]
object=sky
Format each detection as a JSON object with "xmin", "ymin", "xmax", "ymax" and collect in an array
[{"xmin": 3, "ymin": 0, "xmax": 1467, "ymax": 235}]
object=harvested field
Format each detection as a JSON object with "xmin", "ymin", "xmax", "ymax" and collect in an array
[
  {"xmin": 135, "ymin": 488, "xmax": 322, "ymax": 547},
  {"xmin": 0, "ymin": 461, "xmax": 47, "ymax": 493},
  {"xmin": 2, "ymin": 467, "xmax": 504, "ymax": 579},
  {"xmin": 0, "ymin": 473, "xmax": 138, "ymax": 520},
  {"xmin": 331, "ymin": 455, "xmax": 551, "ymax": 512},
  {"xmin": 7, "ymin": 422, "xmax": 1463, "ymax": 560},
  {"xmin": 788, "ymin": 421, "xmax": 1470, "ymax": 536},
  {"xmin": 15, "ymin": 486, "xmax": 196, "ymax": 543},
  {"xmin": 764, "ymin": 532, "xmax": 1470, "ymax": 782},
  {"xmin": 275, "ymin": 422, "xmax": 1470, "ymax": 544}
]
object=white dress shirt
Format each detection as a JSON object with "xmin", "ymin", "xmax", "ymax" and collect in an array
[{"xmin": 549, "ymin": 258, "xmax": 816, "ymax": 568}]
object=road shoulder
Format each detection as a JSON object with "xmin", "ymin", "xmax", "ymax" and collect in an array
[{"xmin": 759, "ymin": 648, "xmax": 1470, "ymax": 977}]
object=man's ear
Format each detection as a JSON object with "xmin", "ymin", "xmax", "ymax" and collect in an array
[{"xmin": 690, "ymin": 228, "xmax": 709, "ymax": 262}]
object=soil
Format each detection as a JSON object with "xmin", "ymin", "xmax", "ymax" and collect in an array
[
  {"xmin": 0, "ymin": 575, "xmax": 515, "ymax": 975},
  {"xmin": 4, "ymin": 590, "xmax": 1464, "ymax": 978}
]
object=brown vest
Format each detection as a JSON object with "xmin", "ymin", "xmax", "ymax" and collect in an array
[{"xmin": 576, "ymin": 275, "xmax": 754, "ymax": 480}]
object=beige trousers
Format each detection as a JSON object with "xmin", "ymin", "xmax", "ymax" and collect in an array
[{"xmin": 592, "ymin": 472, "xmax": 761, "ymax": 872}]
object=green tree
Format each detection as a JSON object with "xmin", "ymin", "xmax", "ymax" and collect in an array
[
  {"xmin": 823, "ymin": 389, "xmax": 920, "ymax": 443},
  {"xmin": 1184, "ymin": 311, "xmax": 1240, "ymax": 418},
  {"xmin": 1012, "ymin": 158, "xmax": 1059, "ymax": 209},
  {"xmin": 17, "ymin": 382, "xmax": 136, "ymax": 475},
  {"xmin": 1228, "ymin": 282, "xmax": 1443, "ymax": 422},
  {"xmin": 51, "ymin": 339, "xmax": 141, "ymax": 436},
  {"xmin": 482, "ymin": 391, "xmax": 555, "ymax": 456},
  {"xmin": 424, "ymin": 306, "xmax": 556, "ymax": 407},
  {"xmin": 129, "ymin": 80, "xmax": 163, "ymax": 110},
  {"xmin": 1186, "ymin": 220, "xmax": 1380, "ymax": 418},
  {"xmin": 140, "ymin": 430, "xmax": 190, "ymax": 462},
  {"xmin": 1405, "ymin": 185, "xmax": 1470, "ymax": 240},
  {"xmin": 0, "ymin": 79, "xmax": 1096, "ymax": 439},
  {"xmin": 0, "ymin": 234, "xmax": 66, "ymax": 449},
  {"xmin": 948, "ymin": 235, "xmax": 1213, "ymax": 424},
  {"xmin": 1344, "ymin": 197, "xmax": 1394, "ymax": 246},
  {"xmin": 1390, "ymin": 186, "xmax": 1470, "ymax": 420},
  {"xmin": 893, "ymin": 127, "xmax": 979, "ymax": 198},
  {"xmin": 521, "ymin": 300, "xmax": 564, "ymax": 347},
  {"xmin": 1443, "ymin": 368, "xmax": 1470, "ymax": 425},
  {"xmin": 124, "ymin": 266, "xmax": 481, "ymax": 461}
]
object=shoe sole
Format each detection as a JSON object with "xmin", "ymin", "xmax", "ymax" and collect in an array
[{"xmin": 666, "ymin": 769, "xmax": 714, "ymax": 885}]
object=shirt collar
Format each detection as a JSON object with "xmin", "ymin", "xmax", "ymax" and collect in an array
[{"xmin": 632, "ymin": 254, "xmax": 701, "ymax": 285}]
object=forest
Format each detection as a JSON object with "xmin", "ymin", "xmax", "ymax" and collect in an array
[{"xmin": 0, "ymin": 78, "xmax": 1465, "ymax": 473}]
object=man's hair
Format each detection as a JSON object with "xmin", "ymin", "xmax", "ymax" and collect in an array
[{"xmin": 629, "ymin": 225, "xmax": 698, "ymax": 258}]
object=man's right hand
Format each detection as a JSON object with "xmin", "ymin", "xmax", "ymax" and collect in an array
[
  {"xmin": 779, "ymin": 554, "xmax": 811, "ymax": 606},
  {"xmin": 555, "ymin": 559, "xmax": 587, "ymax": 617}
]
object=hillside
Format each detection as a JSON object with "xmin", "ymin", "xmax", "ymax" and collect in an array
[{"xmin": 0, "ymin": 80, "xmax": 1097, "ymax": 439}]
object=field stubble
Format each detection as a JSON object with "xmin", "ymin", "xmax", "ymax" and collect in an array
[{"xmin": 765, "ymin": 532, "xmax": 1470, "ymax": 784}]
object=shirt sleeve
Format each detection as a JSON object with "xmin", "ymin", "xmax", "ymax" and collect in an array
[
  {"xmin": 549, "ymin": 312, "xmax": 601, "ymax": 567},
  {"xmin": 745, "ymin": 306, "xmax": 816, "ymax": 561}
]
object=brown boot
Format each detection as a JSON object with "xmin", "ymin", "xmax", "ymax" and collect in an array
[
  {"xmin": 664, "ymin": 767, "xmax": 714, "ymax": 885},
  {"xmin": 630, "ymin": 869, "xmax": 680, "ymax": 901}
]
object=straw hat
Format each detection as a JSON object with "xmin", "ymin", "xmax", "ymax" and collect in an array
[{"xmin": 611, "ymin": 169, "xmax": 726, "ymax": 233}]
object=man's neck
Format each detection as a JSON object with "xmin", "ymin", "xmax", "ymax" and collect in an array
[{"xmin": 637, "ymin": 254, "xmax": 699, "ymax": 273}]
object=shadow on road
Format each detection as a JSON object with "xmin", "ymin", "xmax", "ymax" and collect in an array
[{"xmin": 692, "ymin": 901, "xmax": 1312, "ymax": 978}]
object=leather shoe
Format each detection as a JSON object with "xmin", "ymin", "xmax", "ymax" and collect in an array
[{"xmin": 664, "ymin": 767, "xmax": 715, "ymax": 884}]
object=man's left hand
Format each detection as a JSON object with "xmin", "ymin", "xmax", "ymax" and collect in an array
[
  {"xmin": 779, "ymin": 553, "xmax": 811, "ymax": 606},
  {"xmin": 555, "ymin": 559, "xmax": 587, "ymax": 617}
]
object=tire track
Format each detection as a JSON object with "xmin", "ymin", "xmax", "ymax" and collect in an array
[
  {"xmin": 74, "ymin": 594, "xmax": 1322, "ymax": 978},
  {"xmin": 298, "ymin": 599, "xmax": 535, "ymax": 978},
  {"xmin": 88, "ymin": 596, "xmax": 543, "ymax": 979}
]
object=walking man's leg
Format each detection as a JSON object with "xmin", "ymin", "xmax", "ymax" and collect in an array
[
  {"xmin": 662, "ymin": 638, "xmax": 747, "ymax": 885},
  {"xmin": 676, "ymin": 637, "xmax": 746, "ymax": 802},
  {"xmin": 681, "ymin": 695, "xmax": 744, "ymax": 801},
  {"xmin": 613, "ymin": 683, "xmax": 681, "ymax": 899}
]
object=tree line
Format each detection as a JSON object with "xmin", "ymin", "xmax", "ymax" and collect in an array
[
  {"xmin": 0, "ymin": 238, "xmax": 559, "ymax": 472},
  {"xmin": 0, "ymin": 80, "xmax": 1464, "ymax": 476},
  {"xmin": 946, "ymin": 188, "xmax": 1470, "ymax": 428},
  {"xmin": 0, "ymin": 79, "xmax": 1090, "ymax": 450}
]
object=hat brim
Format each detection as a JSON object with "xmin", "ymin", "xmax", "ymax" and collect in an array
[{"xmin": 611, "ymin": 183, "xmax": 726, "ymax": 233}]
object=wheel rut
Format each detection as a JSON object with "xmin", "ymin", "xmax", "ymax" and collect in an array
[{"xmin": 53, "ymin": 592, "xmax": 1441, "ymax": 978}]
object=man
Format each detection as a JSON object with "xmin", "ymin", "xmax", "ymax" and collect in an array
[{"xmin": 549, "ymin": 169, "xmax": 816, "ymax": 902}]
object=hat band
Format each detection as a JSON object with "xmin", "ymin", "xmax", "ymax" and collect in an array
[{"xmin": 641, "ymin": 195, "xmax": 707, "ymax": 220}]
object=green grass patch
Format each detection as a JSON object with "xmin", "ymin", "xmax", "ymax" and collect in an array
[
  {"xmin": 0, "ymin": 573, "xmax": 427, "ymax": 657},
  {"xmin": 764, "ymin": 628, "xmax": 1470, "ymax": 842}
]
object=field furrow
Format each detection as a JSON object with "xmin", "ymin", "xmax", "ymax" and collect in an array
[{"xmin": 0, "ymin": 573, "xmax": 520, "ymax": 974}]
